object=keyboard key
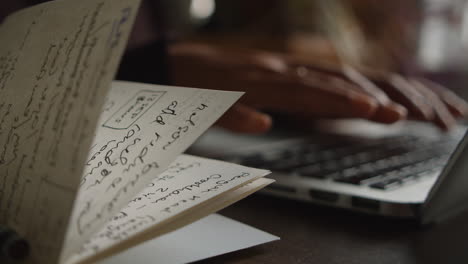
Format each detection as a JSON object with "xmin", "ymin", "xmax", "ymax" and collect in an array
[
  {"xmin": 370, "ymin": 179, "xmax": 402, "ymax": 190},
  {"xmin": 238, "ymin": 154, "xmax": 268, "ymax": 167},
  {"xmin": 268, "ymin": 158, "xmax": 310, "ymax": 171},
  {"xmin": 335, "ymin": 172, "xmax": 384, "ymax": 185},
  {"xmin": 298, "ymin": 168, "xmax": 339, "ymax": 179}
]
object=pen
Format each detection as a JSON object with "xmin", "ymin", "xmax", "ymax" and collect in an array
[{"xmin": 0, "ymin": 225, "xmax": 30, "ymax": 261}]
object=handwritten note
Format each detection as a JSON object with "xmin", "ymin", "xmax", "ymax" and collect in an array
[
  {"xmin": 0, "ymin": 0, "xmax": 141, "ymax": 263},
  {"xmin": 66, "ymin": 154, "xmax": 271, "ymax": 264},
  {"xmin": 62, "ymin": 81, "xmax": 243, "ymax": 260}
]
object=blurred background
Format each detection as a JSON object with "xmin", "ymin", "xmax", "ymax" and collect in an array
[{"xmin": 158, "ymin": 0, "xmax": 468, "ymax": 97}]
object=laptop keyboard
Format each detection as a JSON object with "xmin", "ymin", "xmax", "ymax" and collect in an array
[{"xmin": 223, "ymin": 133, "xmax": 462, "ymax": 191}]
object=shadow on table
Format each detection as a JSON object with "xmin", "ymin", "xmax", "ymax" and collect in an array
[{"xmin": 196, "ymin": 194, "xmax": 468, "ymax": 264}]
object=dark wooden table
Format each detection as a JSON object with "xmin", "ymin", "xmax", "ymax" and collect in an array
[{"xmin": 196, "ymin": 193, "xmax": 468, "ymax": 264}]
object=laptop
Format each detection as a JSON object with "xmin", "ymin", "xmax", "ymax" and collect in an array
[{"xmin": 189, "ymin": 119, "xmax": 468, "ymax": 224}]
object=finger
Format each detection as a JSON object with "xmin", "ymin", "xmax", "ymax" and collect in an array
[
  {"xmin": 216, "ymin": 103, "xmax": 272, "ymax": 134},
  {"xmin": 417, "ymin": 78, "xmax": 468, "ymax": 118},
  {"xmin": 249, "ymin": 52, "xmax": 289, "ymax": 74},
  {"xmin": 368, "ymin": 102, "xmax": 408, "ymax": 124},
  {"xmin": 341, "ymin": 66, "xmax": 407, "ymax": 123},
  {"xmin": 409, "ymin": 79, "xmax": 457, "ymax": 130},
  {"xmin": 234, "ymin": 71, "xmax": 379, "ymax": 120},
  {"xmin": 287, "ymin": 64, "xmax": 407, "ymax": 123},
  {"xmin": 373, "ymin": 74, "xmax": 435, "ymax": 121}
]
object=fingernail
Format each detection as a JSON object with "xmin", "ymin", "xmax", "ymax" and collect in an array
[
  {"xmin": 243, "ymin": 112, "xmax": 272, "ymax": 134},
  {"xmin": 255, "ymin": 113, "xmax": 273, "ymax": 133},
  {"xmin": 380, "ymin": 103, "xmax": 408, "ymax": 123},
  {"xmin": 454, "ymin": 103, "xmax": 468, "ymax": 118}
]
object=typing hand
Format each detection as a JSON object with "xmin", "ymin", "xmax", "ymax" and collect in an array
[
  {"xmin": 300, "ymin": 64, "xmax": 468, "ymax": 131},
  {"xmin": 169, "ymin": 43, "xmax": 468, "ymax": 133},
  {"xmin": 369, "ymin": 74, "xmax": 468, "ymax": 130}
]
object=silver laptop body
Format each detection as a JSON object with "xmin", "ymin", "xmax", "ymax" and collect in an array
[{"xmin": 190, "ymin": 120, "xmax": 468, "ymax": 224}]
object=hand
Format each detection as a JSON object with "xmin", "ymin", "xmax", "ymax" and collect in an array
[
  {"xmin": 284, "ymin": 59, "xmax": 468, "ymax": 131},
  {"xmin": 169, "ymin": 43, "xmax": 381, "ymax": 133},
  {"xmin": 168, "ymin": 43, "xmax": 468, "ymax": 133},
  {"xmin": 340, "ymin": 66, "xmax": 468, "ymax": 130}
]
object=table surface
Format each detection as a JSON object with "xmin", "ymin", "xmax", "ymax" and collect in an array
[{"xmin": 195, "ymin": 193, "xmax": 468, "ymax": 264}]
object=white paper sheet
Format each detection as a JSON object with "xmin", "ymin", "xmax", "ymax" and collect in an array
[{"xmin": 97, "ymin": 214, "xmax": 279, "ymax": 264}]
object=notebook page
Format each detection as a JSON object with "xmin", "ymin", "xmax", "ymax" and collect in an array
[
  {"xmin": 66, "ymin": 154, "xmax": 271, "ymax": 264},
  {"xmin": 0, "ymin": 0, "xmax": 140, "ymax": 263},
  {"xmin": 62, "ymin": 82, "xmax": 243, "ymax": 260}
]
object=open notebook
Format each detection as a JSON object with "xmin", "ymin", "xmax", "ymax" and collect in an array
[{"xmin": 0, "ymin": 0, "xmax": 272, "ymax": 263}]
